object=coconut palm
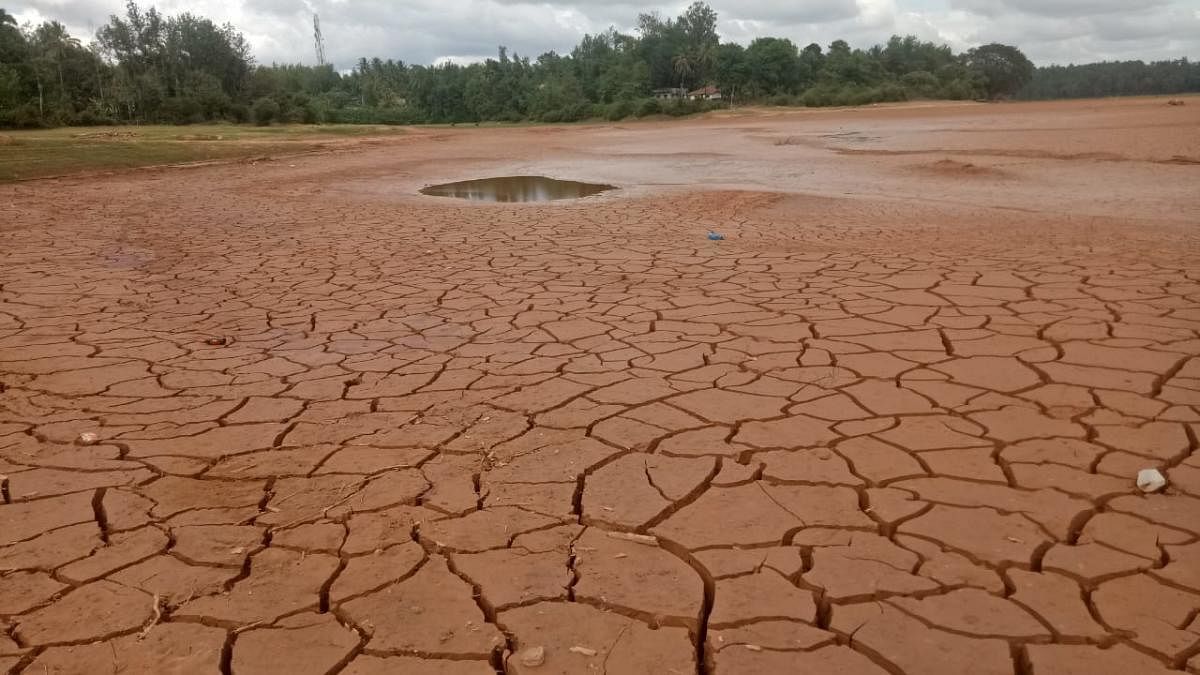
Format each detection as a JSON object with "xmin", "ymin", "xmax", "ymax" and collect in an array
[
  {"xmin": 672, "ymin": 53, "xmax": 694, "ymax": 90},
  {"xmin": 36, "ymin": 21, "xmax": 81, "ymax": 93}
]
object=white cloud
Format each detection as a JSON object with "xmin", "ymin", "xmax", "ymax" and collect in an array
[{"xmin": 10, "ymin": 0, "xmax": 1200, "ymax": 68}]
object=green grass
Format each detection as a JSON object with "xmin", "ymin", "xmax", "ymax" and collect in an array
[{"xmin": 0, "ymin": 123, "xmax": 405, "ymax": 181}]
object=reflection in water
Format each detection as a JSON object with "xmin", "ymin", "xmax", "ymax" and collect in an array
[{"xmin": 420, "ymin": 176, "xmax": 614, "ymax": 202}]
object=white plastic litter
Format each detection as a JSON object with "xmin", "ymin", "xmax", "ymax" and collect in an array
[{"xmin": 1136, "ymin": 468, "xmax": 1167, "ymax": 493}]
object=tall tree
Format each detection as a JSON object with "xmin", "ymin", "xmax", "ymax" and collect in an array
[
  {"xmin": 744, "ymin": 37, "xmax": 800, "ymax": 96},
  {"xmin": 713, "ymin": 42, "xmax": 747, "ymax": 102},
  {"xmin": 964, "ymin": 43, "xmax": 1034, "ymax": 99}
]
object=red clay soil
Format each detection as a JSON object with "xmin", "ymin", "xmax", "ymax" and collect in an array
[{"xmin": 1, "ymin": 96, "xmax": 1199, "ymax": 674}]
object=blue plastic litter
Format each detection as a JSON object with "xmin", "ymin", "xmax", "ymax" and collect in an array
[{"xmin": 707, "ymin": 231, "xmax": 725, "ymax": 241}]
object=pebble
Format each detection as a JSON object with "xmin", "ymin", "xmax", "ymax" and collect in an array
[
  {"xmin": 76, "ymin": 432, "xmax": 100, "ymax": 446},
  {"xmin": 519, "ymin": 645, "xmax": 546, "ymax": 667},
  {"xmin": 1136, "ymin": 468, "xmax": 1167, "ymax": 493}
]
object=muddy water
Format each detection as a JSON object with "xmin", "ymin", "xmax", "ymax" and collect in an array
[{"xmin": 420, "ymin": 175, "xmax": 614, "ymax": 202}]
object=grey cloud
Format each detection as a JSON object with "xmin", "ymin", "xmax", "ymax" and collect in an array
[
  {"xmin": 710, "ymin": 0, "xmax": 860, "ymax": 24},
  {"xmin": 950, "ymin": 0, "xmax": 1171, "ymax": 19},
  {"xmin": 9, "ymin": 0, "xmax": 1200, "ymax": 68}
]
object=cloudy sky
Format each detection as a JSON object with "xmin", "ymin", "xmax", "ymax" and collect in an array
[{"xmin": 11, "ymin": 0, "xmax": 1200, "ymax": 70}]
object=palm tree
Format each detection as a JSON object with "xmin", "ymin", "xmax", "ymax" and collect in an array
[
  {"xmin": 672, "ymin": 53, "xmax": 694, "ymax": 91},
  {"xmin": 38, "ymin": 21, "xmax": 81, "ymax": 93},
  {"xmin": 693, "ymin": 43, "xmax": 716, "ymax": 85}
]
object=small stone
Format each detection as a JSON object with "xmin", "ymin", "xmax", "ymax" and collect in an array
[
  {"xmin": 815, "ymin": 449, "xmax": 832, "ymax": 460},
  {"xmin": 520, "ymin": 645, "xmax": 546, "ymax": 667},
  {"xmin": 204, "ymin": 337, "xmax": 229, "ymax": 346},
  {"xmin": 570, "ymin": 645, "xmax": 598, "ymax": 657},
  {"xmin": 744, "ymin": 644, "xmax": 763, "ymax": 652},
  {"xmin": 76, "ymin": 432, "xmax": 100, "ymax": 446},
  {"xmin": 1136, "ymin": 468, "xmax": 1167, "ymax": 493}
]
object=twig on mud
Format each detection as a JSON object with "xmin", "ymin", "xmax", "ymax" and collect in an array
[
  {"xmin": 272, "ymin": 488, "xmax": 306, "ymax": 505},
  {"xmin": 605, "ymin": 531, "xmax": 658, "ymax": 546},
  {"xmin": 137, "ymin": 594, "xmax": 163, "ymax": 640},
  {"xmin": 232, "ymin": 619, "xmax": 269, "ymax": 634}
]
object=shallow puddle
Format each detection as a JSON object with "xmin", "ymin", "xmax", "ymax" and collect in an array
[{"xmin": 420, "ymin": 175, "xmax": 614, "ymax": 202}]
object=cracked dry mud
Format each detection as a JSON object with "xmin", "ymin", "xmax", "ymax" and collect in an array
[{"xmin": 2, "ymin": 97, "xmax": 1199, "ymax": 675}]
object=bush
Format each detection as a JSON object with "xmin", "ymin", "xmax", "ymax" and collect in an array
[
  {"xmin": 901, "ymin": 71, "xmax": 939, "ymax": 98},
  {"xmin": 280, "ymin": 105, "xmax": 307, "ymax": 124},
  {"xmin": 326, "ymin": 106, "xmax": 418, "ymax": 125},
  {"xmin": 605, "ymin": 99, "xmax": 635, "ymax": 121},
  {"xmin": 73, "ymin": 109, "xmax": 116, "ymax": 126},
  {"xmin": 159, "ymin": 96, "xmax": 205, "ymax": 124},
  {"xmin": 635, "ymin": 98, "xmax": 661, "ymax": 117},
  {"xmin": 800, "ymin": 85, "xmax": 835, "ymax": 107},
  {"xmin": 227, "ymin": 103, "xmax": 250, "ymax": 124},
  {"xmin": 940, "ymin": 78, "xmax": 980, "ymax": 100},
  {"xmin": 561, "ymin": 102, "xmax": 594, "ymax": 122},
  {"xmin": 662, "ymin": 98, "xmax": 693, "ymax": 116},
  {"xmin": 252, "ymin": 98, "xmax": 280, "ymax": 126},
  {"xmin": 878, "ymin": 82, "xmax": 907, "ymax": 103},
  {"xmin": 0, "ymin": 103, "xmax": 44, "ymax": 129}
]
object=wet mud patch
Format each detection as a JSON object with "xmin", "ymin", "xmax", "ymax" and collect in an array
[
  {"xmin": 917, "ymin": 158, "xmax": 1011, "ymax": 178},
  {"xmin": 420, "ymin": 175, "xmax": 614, "ymax": 202}
]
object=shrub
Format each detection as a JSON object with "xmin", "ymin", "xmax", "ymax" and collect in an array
[
  {"xmin": 635, "ymin": 98, "xmax": 660, "ymax": 117},
  {"xmin": 252, "ymin": 98, "xmax": 279, "ymax": 126},
  {"xmin": 661, "ymin": 98, "xmax": 696, "ymax": 116},
  {"xmin": 901, "ymin": 71, "xmax": 939, "ymax": 98},
  {"xmin": 940, "ymin": 78, "xmax": 979, "ymax": 100},
  {"xmin": 227, "ymin": 103, "xmax": 250, "ymax": 124},
  {"xmin": 0, "ymin": 103, "xmax": 43, "ymax": 128},
  {"xmin": 562, "ymin": 102, "xmax": 594, "ymax": 122},
  {"xmin": 73, "ymin": 109, "xmax": 116, "ymax": 126},
  {"xmin": 605, "ymin": 99, "xmax": 634, "ymax": 121},
  {"xmin": 800, "ymin": 86, "xmax": 829, "ymax": 107}
]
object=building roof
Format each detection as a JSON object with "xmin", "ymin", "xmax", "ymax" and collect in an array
[{"xmin": 688, "ymin": 85, "xmax": 721, "ymax": 96}]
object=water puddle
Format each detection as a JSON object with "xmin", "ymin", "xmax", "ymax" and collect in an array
[{"xmin": 420, "ymin": 176, "xmax": 614, "ymax": 202}]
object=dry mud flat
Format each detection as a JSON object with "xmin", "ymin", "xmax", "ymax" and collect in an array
[{"xmin": 1, "ymin": 97, "xmax": 1199, "ymax": 674}]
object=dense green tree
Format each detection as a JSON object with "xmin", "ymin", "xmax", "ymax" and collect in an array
[
  {"xmin": 744, "ymin": 37, "xmax": 800, "ymax": 96},
  {"xmin": 1, "ymin": 2, "xmax": 1196, "ymax": 128},
  {"xmin": 1019, "ymin": 58, "xmax": 1199, "ymax": 99},
  {"xmin": 964, "ymin": 43, "xmax": 1034, "ymax": 99},
  {"xmin": 712, "ymin": 42, "xmax": 747, "ymax": 102},
  {"xmin": 797, "ymin": 43, "xmax": 824, "ymax": 89}
]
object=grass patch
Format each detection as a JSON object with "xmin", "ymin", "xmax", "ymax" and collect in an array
[{"xmin": 0, "ymin": 124, "xmax": 404, "ymax": 181}]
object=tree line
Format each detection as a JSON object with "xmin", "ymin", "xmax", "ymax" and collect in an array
[{"xmin": 0, "ymin": 2, "xmax": 1196, "ymax": 128}]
